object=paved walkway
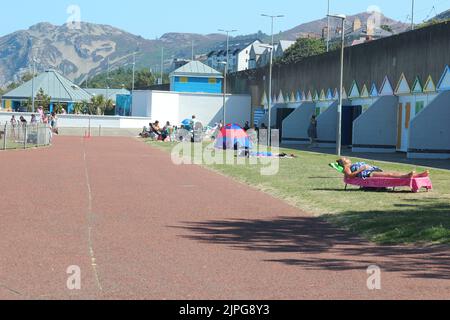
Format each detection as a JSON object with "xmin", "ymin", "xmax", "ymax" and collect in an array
[{"xmin": 0, "ymin": 137, "xmax": 449, "ymax": 299}]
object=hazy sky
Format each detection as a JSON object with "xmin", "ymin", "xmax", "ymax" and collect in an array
[{"xmin": 1, "ymin": 0, "xmax": 449, "ymax": 38}]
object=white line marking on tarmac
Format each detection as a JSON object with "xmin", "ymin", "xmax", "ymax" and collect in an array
[{"xmin": 83, "ymin": 141, "xmax": 103, "ymax": 292}]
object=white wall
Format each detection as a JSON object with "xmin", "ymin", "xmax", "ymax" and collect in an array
[
  {"xmin": 0, "ymin": 112, "xmax": 152, "ymax": 129},
  {"xmin": 132, "ymin": 90, "xmax": 251, "ymax": 127},
  {"xmin": 132, "ymin": 91, "xmax": 152, "ymax": 118}
]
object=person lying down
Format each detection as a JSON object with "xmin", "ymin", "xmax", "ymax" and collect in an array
[
  {"xmin": 238, "ymin": 150, "xmax": 297, "ymax": 158},
  {"xmin": 337, "ymin": 157, "xmax": 430, "ymax": 179}
]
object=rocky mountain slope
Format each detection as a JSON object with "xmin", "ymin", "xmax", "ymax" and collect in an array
[{"xmin": 0, "ymin": 12, "xmax": 411, "ymax": 88}]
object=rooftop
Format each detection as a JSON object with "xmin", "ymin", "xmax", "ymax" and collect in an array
[
  {"xmin": 170, "ymin": 61, "xmax": 223, "ymax": 78},
  {"xmin": 3, "ymin": 69, "xmax": 92, "ymax": 102}
]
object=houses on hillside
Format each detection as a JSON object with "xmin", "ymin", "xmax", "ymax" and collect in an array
[{"xmin": 207, "ymin": 39, "xmax": 296, "ymax": 73}]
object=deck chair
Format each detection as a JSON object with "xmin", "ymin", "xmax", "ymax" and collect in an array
[{"xmin": 329, "ymin": 162, "xmax": 433, "ymax": 193}]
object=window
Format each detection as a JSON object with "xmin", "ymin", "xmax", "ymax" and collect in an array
[
  {"xmin": 415, "ymin": 101, "xmax": 425, "ymax": 115},
  {"xmin": 208, "ymin": 78, "xmax": 217, "ymax": 84},
  {"xmin": 179, "ymin": 77, "xmax": 188, "ymax": 83}
]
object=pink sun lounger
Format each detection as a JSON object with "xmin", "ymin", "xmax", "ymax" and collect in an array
[{"xmin": 344, "ymin": 176, "xmax": 433, "ymax": 193}]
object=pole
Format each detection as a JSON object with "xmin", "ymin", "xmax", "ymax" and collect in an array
[
  {"xmin": 337, "ymin": 17, "xmax": 345, "ymax": 157},
  {"xmin": 131, "ymin": 52, "xmax": 136, "ymax": 117},
  {"xmin": 3, "ymin": 123, "xmax": 7, "ymax": 150},
  {"xmin": 160, "ymin": 47, "xmax": 164, "ymax": 85},
  {"xmin": 192, "ymin": 40, "xmax": 195, "ymax": 61},
  {"xmin": 106, "ymin": 57, "xmax": 110, "ymax": 109},
  {"xmin": 31, "ymin": 58, "xmax": 36, "ymax": 113},
  {"xmin": 267, "ymin": 17, "xmax": 275, "ymax": 146},
  {"xmin": 223, "ymin": 32, "xmax": 230, "ymax": 126},
  {"xmin": 327, "ymin": 0, "xmax": 330, "ymax": 52},
  {"xmin": 411, "ymin": 0, "xmax": 415, "ymax": 30}
]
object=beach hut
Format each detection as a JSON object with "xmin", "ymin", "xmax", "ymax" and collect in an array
[
  {"xmin": 281, "ymin": 102, "xmax": 316, "ymax": 145},
  {"xmin": 258, "ymin": 89, "xmax": 300, "ymax": 130},
  {"xmin": 352, "ymin": 75, "xmax": 398, "ymax": 153},
  {"xmin": 394, "ymin": 73, "xmax": 413, "ymax": 152},
  {"xmin": 409, "ymin": 67, "xmax": 450, "ymax": 159}
]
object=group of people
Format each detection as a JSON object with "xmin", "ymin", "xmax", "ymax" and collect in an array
[
  {"xmin": 140, "ymin": 121, "xmax": 173, "ymax": 142},
  {"xmin": 140, "ymin": 115, "xmax": 206, "ymax": 142},
  {"xmin": 9, "ymin": 108, "xmax": 59, "ymax": 135}
]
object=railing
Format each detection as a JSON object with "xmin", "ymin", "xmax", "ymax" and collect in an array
[{"xmin": 0, "ymin": 123, "xmax": 52, "ymax": 150}]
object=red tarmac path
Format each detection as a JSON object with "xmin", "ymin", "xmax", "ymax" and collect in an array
[{"xmin": 0, "ymin": 136, "xmax": 449, "ymax": 300}]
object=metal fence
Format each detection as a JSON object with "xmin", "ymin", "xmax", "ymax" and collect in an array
[{"xmin": 0, "ymin": 123, "xmax": 52, "ymax": 150}]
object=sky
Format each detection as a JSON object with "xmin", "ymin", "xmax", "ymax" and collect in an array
[{"xmin": 1, "ymin": 0, "xmax": 449, "ymax": 38}]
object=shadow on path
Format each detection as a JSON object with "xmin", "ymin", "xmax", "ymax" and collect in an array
[{"xmin": 175, "ymin": 202, "xmax": 450, "ymax": 281}]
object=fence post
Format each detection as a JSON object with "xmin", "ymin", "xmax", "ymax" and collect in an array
[
  {"xmin": 23, "ymin": 125, "xmax": 27, "ymax": 149},
  {"xmin": 3, "ymin": 123, "xmax": 7, "ymax": 150},
  {"xmin": 99, "ymin": 125, "xmax": 102, "ymax": 137},
  {"xmin": 36, "ymin": 123, "xmax": 41, "ymax": 148}
]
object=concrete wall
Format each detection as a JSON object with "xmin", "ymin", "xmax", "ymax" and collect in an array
[
  {"xmin": 132, "ymin": 91, "xmax": 152, "ymax": 118},
  {"xmin": 229, "ymin": 22, "xmax": 450, "ymax": 109},
  {"xmin": 408, "ymin": 90, "xmax": 450, "ymax": 159},
  {"xmin": 281, "ymin": 102, "xmax": 316, "ymax": 144},
  {"xmin": 259, "ymin": 103, "xmax": 301, "ymax": 128},
  {"xmin": 132, "ymin": 90, "xmax": 251, "ymax": 127},
  {"xmin": 316, "ymin": 101, "xmax": 340, "ymax": 147},
  {"xmin": 352, "ymin": 96, "xmax": 399, "ymax": 153},
  {"xmin": 0, "ymin": 112, "xmax": 152, "ymax": 129}
]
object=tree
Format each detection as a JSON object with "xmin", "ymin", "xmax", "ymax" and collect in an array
[
  {"xmin": 380, "ymin": 25, "xmax": 393, "ymax": 33},
  {"xmin": 25, "ymin": 88, "xmax": 51, "ymax": 112},
  {"xmin": 81, "ymin": 67, "xmax": 158, "ymax": 90},
  {"xmin": 73, "ymin": 101, "xmax": 88, "ymax": 114},
  {"xmin": 278, "ymin": 38, "xmax": 326, "ymax": 65},
  {"xmin": 89, "ymin": 94, "xmax": 114, "ymax": 115}
]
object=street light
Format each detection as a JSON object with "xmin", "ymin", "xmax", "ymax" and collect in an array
[
  {"xmin": 328, "ymin": 13, "xmax": 346, "ymax": 157},
  {"xmin": 262, "ymin": 14, "xmax": 284, "ymax": 146},
  {"xmin": 31, "ymin": 57, "xmax": 37, "ymax": 113},
  {"xmin": 327, "ymin": 0, "xmax": 331, "ymax": 52},
  {"xmin": 218, "ymin": 29, "xmax": 237, "ymax": 125}
]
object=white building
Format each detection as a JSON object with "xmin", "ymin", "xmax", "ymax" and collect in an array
[
  {"xmin": 248, "ymin": 42, "xmax": 269, "ymax": 69},
  {"xmin": 274, "ymin": 40, "xmax": 295, "ymax": 59},
  {"xmin": 207, "ymin": 39, "xmax": 261, "ymax": 73}
]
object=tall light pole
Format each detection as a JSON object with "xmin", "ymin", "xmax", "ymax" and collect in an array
[
  {"xmin": 31, "ymin": 57, "xmax": 37, "ymax": 113},
  {"xmin": 327, "ymin": 0, "xmax": 331, "ymax": 52},
  {"xmin": 218, "ymin": 29, "xmax": 237, "ymax": 126},
  {"xmin": 411, "ymin": 0, "xmax": 415, "ymax": 30},
  {"xmin": 160, "ymin": 47, "xmax": 164, "ymax": 85},
  {"xmin": 328, "ymin": 14, "xmax": 346, "ymax": 157},
  {"xmin": 262, "ymin": 14, "xmax": 284, "ymax": 146}
]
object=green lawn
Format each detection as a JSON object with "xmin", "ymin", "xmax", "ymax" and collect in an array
[{"xmin": 145, "ymin": 140, "xmax": 450, "ymax": 245}]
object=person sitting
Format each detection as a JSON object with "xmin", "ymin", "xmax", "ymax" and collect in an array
[
  {"xmin": 150, "ymin": 121, "xmax": 163, "ymax": 140},
  {"xmin": 337, "ymin": 157, "xmax": 430, "ymax": 180},
  {"xmin": 162, "ymin": 121, "xmax": 172, "ymax": 142}
]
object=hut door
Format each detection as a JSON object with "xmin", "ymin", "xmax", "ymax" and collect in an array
[
  {"xmin": 396, "ymin": 104, "xmax": 403, "ymax": 151},
  {"xmin": 397, "ymin": 103, "xmax": 411, "ymax": 152}
]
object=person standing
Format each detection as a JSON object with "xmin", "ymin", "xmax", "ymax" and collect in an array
[{"xmin": 308, "ymin": 115, "xmax": 318, "ymax": 148}]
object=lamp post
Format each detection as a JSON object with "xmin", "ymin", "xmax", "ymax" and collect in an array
[
  {"xmin": 328, "ymin": 13, "xmax": 346, "ymax": 157},
  {"xmin": 327, "ymin": 0, "xmax": 331, "ymax": 52},
  {"xmin": 218, "ymin": 29, "xmax": 237, "ymax": 126},
  {"xmin": 262, "ymin": 14, "xmax": 284, "ymax": 146},
  {"xmin": 31, "ymin": 57, "xmax": 37, "ymax": 113},
  {"xmin": 411, "ymin": 0, "xmax": 415, "ymax": 30}
]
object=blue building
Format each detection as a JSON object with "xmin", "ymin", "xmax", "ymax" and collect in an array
[{"xmin": 169, "ymin": 61, "xmax": 223, "ymax": 94}]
